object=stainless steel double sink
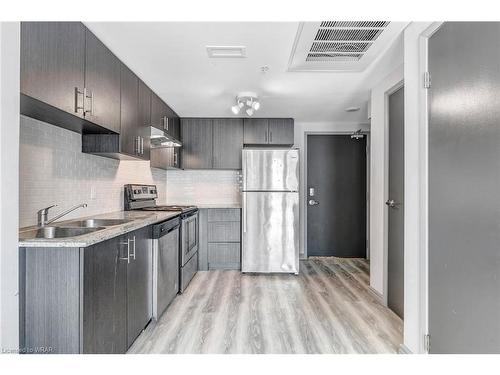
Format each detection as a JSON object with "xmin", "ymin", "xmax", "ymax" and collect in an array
[{"xmin": 21, "ymin": 218, "xmax": 134, "ymax": 239}]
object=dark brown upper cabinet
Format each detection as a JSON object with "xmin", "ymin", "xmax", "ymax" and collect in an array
[
  {"xmin": 84, "ymin": 29, "xmax": 121, "ymax": 133},
  {"xmin": 20, "ymin": 21, "xmax": 85, "ymax": 117},
  {"xmin": 243, "ymin": 118, "xmax": 294, "ymax": 146},
  {"xmin": 21, "ymin": 22, "xmax": 122, "ymax": 134},
  {"xmin": 243, "ymin": 118, "xmax": 268, "ymax": 144},
  {"xmin": 268, "ymin": 118, "xmax": 294, "ymax": 145},
  {"xmin": 180, "ymin": 118, "xmax": 243, "ymax": 170},
  {"xmin": 138, "ymin": 80, "xmax": 152, "ymax": 160},
  {"xmin": 150, "ymin": 147, "xmax": 181, "ymax": 170},
  {"xmin": 119, "ymin": 63, "xmax": 146, "ymax": 159},
  {"xmin": 20, "ymin": 22, "xmax": 90, "ymax": 132},
  {"xmin": 213, "ymin": 118, "xmax": 243, "ymax": 169},
  {"xmin": 82, "ymin": 63, "xmax": 150, "ymax": 160},
  {"xmin": 181, "ymin": 118, "xmax": 213, "ymax": 169},
  {"xmin": 151, "ymin": 92, "xmax": 180, "ymax": 140}
]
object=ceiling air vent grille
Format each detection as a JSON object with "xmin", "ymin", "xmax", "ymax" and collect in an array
[
  {"xmin": 307, "ymin": 21, "xmax": 389, "ymax": 62},
  {"xmin": 306, "ymin": 53, "xmax": 362, "ymax": 62},
  {"xmin": 319, "ymin": 21, "xmax": 389, "ymax": 28}
]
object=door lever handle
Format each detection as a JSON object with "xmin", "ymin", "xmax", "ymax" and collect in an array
[
  {"xmin": 308, "ymin": 199, "xmax": 319, "ymax": 206},
  {"xmin": 385, "ymin": 199, "xmax": 400, "ymax": 208}
]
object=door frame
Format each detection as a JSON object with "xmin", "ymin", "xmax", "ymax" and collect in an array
[
  {"xmin": 383, "ymin": 80, "xmax": 404, "ymax": 309},
  {"xmin": 415, "ymin": 22, "xmax": 444, "ymax": 353},
  {"xmin": 303, "ymin": 131, "xmax": 371, "ymax": 259}
]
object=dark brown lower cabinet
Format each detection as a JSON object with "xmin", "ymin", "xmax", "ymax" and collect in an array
[
  {"xmin": 20, "ymin": 227, "xmax": 153, "ymax": 354},
  {"xmin": 197, "ymin": 208, "xmax": 241, "ymax": 271},
  {"xmin": 126, "ymin": 226, "xmax": 152, "ymax": 347},
  {"xmin": 83, "ymin": 235, "xmax": 127, "ymax": 354}
]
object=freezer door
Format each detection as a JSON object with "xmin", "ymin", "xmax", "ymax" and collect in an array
[
  {"xmin": 242, "ymin": 191, "xmax": 299, "ymax": 273},
  {"xmin": 243, "ymin": 149, "xmax": 299, "ymax": 191}
]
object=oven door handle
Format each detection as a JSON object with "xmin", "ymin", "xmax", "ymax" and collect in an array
[{"xmin": 159, "ymin": 224, "xmax": 180, "ymax": 236}]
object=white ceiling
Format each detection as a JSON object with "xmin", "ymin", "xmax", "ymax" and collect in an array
[{"xmin": 85, "ymin": 22, "xmax": 406, "ymax": 122}]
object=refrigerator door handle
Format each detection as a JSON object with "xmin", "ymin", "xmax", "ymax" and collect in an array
[{"xmin": 243, "ymin": 193, "xmax": 247, "ymax": 233}]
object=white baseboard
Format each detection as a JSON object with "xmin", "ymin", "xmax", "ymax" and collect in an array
[{"xmin": 368, "ymin": 285, "xmax": 384, "ymax": 304}]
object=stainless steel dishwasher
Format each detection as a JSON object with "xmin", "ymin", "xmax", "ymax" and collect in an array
[{"xmin": 152, "ymin": 216, "xmax": 180, "ymax": 321}]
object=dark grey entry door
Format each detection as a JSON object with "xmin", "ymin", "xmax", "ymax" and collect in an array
[
  {"xmin": 307, "ymin": 135, "xmax": 366, "ymax": 257},
  {"xmin": 387, "ymin": 86, "xmax": 405, "ymax": 319},
  {"xmin": 429, "ymin": 22, "xmax": 500, "ymax": 353}
]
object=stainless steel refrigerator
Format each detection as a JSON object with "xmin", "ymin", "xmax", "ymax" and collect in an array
[{"xmin": 242, "ymin": 148, "xmax": 299, "ymax": 274}]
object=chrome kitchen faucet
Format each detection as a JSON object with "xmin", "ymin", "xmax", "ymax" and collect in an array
[{"xmin": 37, "ymin": 203, "xmax": 88, "ymax": 227}]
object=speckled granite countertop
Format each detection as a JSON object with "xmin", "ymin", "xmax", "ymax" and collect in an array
[{"xmin": 19, "ymin": 210, "xmax": 180, "ymax": 248}]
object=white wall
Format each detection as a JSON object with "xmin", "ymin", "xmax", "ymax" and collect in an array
[
  {"xmin": 166, "ymin": 169, "xmax": 241, "ymax": 205},
  {"xmin": 0, "ymin": 22, "xmax": 20, "ymax": 352},
  {"xmin": 19, "ymin": 116, "xmax": 168, "ymax": 228},
  {"xmin": 294, "ymin": 121, "xmax": 370, "ymax": 258}
]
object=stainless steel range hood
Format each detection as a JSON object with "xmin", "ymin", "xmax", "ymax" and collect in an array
[{"xmin": 150, "ymin": 126, "xmax": 182, "ymax": 148}]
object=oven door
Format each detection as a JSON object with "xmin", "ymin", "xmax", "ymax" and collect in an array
[{"xmin": 181, "ymin": 211, "xmax": 199, "ymax": 266}]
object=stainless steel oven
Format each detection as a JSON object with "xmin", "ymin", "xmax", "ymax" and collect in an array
[{"xmin": 123, "ymin": 184, "xmax": 199, "ymax": 294}]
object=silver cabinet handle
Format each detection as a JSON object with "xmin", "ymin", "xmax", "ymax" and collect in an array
[
  {"xmin": 89, "ymin": 90, "xmax": 94, "ymax": 115},
  {"xmin": 135, "ymin": 136, "xmax": 140, "ymax": 155},
  {"xmin": 119, "ymin": 239, "xmax": 130, "ymax": 264},
  {"xmin": 173, "ymin": 151, "xmax": 178, "ymax": 166},
  {"xmin": 140, "ymin": 137, "xmax": 144, "ymax": 155},
  {"xmin": 166, "ymin": 117, "xmax": 169, "ymax": 131},
  {"xmin": 130, "ymin": 235, "xmax": 136, "ymax": 260},
  {"xmin": 84, "ymin": 88, "xmax": 93, "ymax": 115},
  {"xmin": 74, "ymin": 87, "xmax": 85, "ymax": 114}
]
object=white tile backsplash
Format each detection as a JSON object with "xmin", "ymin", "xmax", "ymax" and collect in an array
[
  {"xmin": 19, "ymin": 116, "xmax": 167, "ymax": 227},
  {"xmin": 166, "ymin": 169, "xmax": 241, "ymax": 206}
]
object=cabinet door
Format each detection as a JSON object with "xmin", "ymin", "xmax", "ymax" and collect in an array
[
  {"xmin": 83, "ymin": 235, "xmax": 127, "ymax": 354},
  {"xmin": 243, "ymin": 118, "xmax": 269, "ymax": 144},
  {"xmin": 126, "ymin": 226, "xmax": 152, "ymax": 347},
  {"xmin": 120, "ymin": 63, "xmax": 140, "ymax": 157},
  {"xmin": 21, "ymin": 22, "xmax": 85, "ymax": 117},
  {"xmin": 84, "ymin": 28, "xmax": 121, "ymax": 133},
  {"xmin": 268, "ymin": 118, "xmax": 294, "ymax": 145},
  {"xmin": 150, "ymin": 92, "xmax": 168, "ymax": 131},
  {"xmin": 171, "ymin": 116, "xmax": 181, "ymax": 140},
  {"xmin": 138, "ymin": 80, "xmax": 152, "ymax": 160},
  {"xmin": 213, "ymin": 118, "xmax": 243, "ymax": 169},
  {"xmin": 150, "ymin": 147, "xmax": 181, "ymax": 170},
  {"xmin": 181, "ymin": 118, "xmax": 213, "ymax": 169}
]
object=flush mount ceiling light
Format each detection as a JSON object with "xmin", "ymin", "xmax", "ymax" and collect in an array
[
  {"xmin": 231, "ymin": 92, "xmax": 261, "ymax": 116},
  {"xmin": 345, "ymin": 106, "xmax": 361, "ymax": 112},
  {"xmin": 206, "ymin": 45, "xmax": 246, "ymax": 58}
]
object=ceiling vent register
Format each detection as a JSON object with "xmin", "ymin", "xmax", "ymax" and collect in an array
[{"xmin": 307, "ymin": 21, "xmax": 389, "ymax": 62}]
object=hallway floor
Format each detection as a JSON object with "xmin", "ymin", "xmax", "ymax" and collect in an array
[{"xmin": 128, "ymin": 257, "xmax": 403, "ymax": 354}]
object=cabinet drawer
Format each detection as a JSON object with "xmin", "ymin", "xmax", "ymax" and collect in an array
[
  {"xmin": 208, "ymin": 243, "xmax": 240, "ymax": 270},
  {"xmin": 208, "ymin": 222, "xmax": 240, "ymax": 242},
  {"xmin": 207, "ymin": 209, "xmax": 241, "ymax": 222}
]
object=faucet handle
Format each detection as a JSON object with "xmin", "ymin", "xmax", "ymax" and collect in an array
[
  {"xmin": 37, "ymin": 205, "xmax": 57, "ymax": 226},
  {"xmin": 38, "ymin": 204, "xmax": 57, "ymax": 214}
]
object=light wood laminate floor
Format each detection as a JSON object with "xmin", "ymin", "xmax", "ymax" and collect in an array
[{"xmin": 128, "ymin": 257, "xmax": 403, "ymax": 354}]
